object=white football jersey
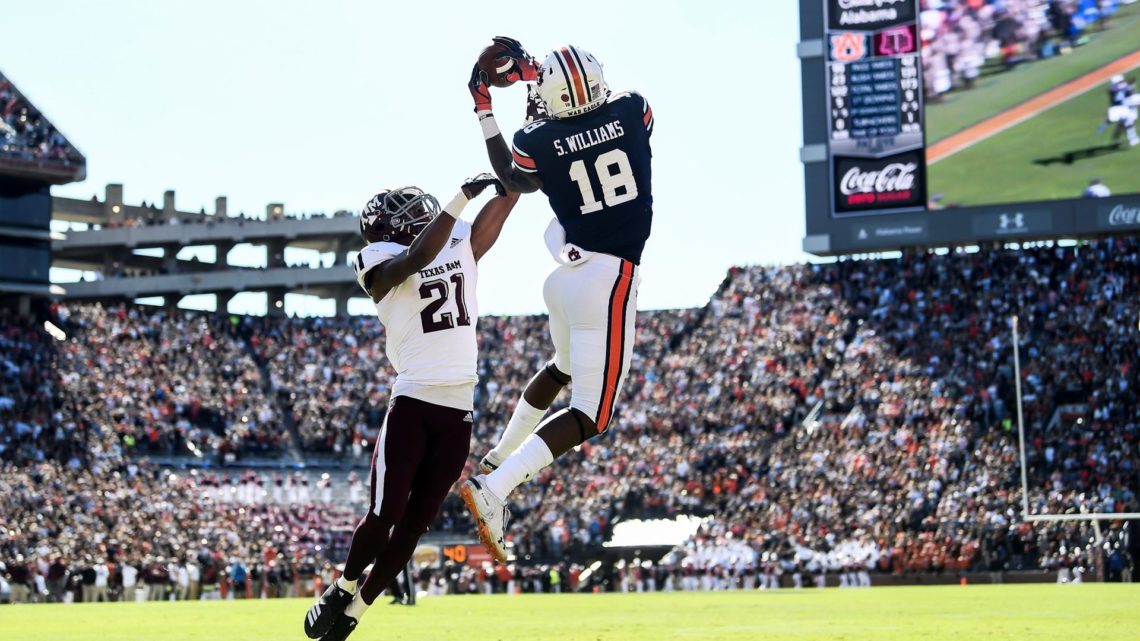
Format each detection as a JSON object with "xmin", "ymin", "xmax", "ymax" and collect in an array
[{"xmin": 353, "ymin": 219, "xmax": 478, "ymax": 391}]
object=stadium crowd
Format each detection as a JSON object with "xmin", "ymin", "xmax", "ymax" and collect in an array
[
  {"xmin": 2, "ymin": 238, "xmax": 1136, "ymax": 602},
  {"xmin": 50, "ymin": 305, "xmax": 285, "ymax": 457},
  {"xmin": 0, "ymin": 72, "xmax": 82, "ymax": 166},
  {"xmin": 672, "ymin": 239, "xmax": 1136, "ymax": 580},
  {"xmin": 920, "ymin": 0, "xmax": 1122, "ymax": 100},
  {"xmin": 0, "ymin": 461, "xmax": 354, "ymax": 603}
]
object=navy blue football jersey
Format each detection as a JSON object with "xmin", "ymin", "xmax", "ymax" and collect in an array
[{"xmin": 512, "ymin": 91, "xmax": 654, "ymax": 264}]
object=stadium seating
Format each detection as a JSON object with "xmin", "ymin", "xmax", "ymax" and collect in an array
[
  {"xmin": 50, "ymin": 305, "xmax": 285, "ymax": 457},
  {"xmin": 1, "ymin": 239, "xmax": 1136, "ymax": 599},
  {"xmin": 0, "ymin": 74, "xmax": 82, "ymax": 167}
]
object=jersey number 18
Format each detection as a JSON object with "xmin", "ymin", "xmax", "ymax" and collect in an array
[{"xmin": 568, "ymin": 149, "xmax": 638, "ymax": 214}]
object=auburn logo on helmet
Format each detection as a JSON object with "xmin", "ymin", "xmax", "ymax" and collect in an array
[{"xmin": 830, "ymin": 33, "xmax": 866, "ymax": 63}]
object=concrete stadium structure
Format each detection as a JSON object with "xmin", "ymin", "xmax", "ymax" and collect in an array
[{"xmin": 52, "ymin": 183, "xmax": 362, "ymax": 314}]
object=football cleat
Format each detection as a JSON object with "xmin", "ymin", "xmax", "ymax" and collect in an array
[
  {"xmin": 304, "ymin": 582, "xmax": 355, "ymax": 639},
  {"xmin": 459, "ymin": 476, "xmax": 510, "ymax": 564},
  {"xmin": 319, "ymin": 613, "xmax": 359, "ymax": 641}
]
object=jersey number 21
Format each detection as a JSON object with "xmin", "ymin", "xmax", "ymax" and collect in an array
[{"xmin": 419, "ymin": 273, "xmax": 470, "ymax": 333}]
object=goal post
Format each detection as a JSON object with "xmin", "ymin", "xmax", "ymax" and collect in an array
[
  {"xmin": 1011, "ymin": 315, "xmax": 1140, "ymax": 522},
  {"xmin": 1023, "ymin": 513, "xmax": 1140, "ymax": 522}
]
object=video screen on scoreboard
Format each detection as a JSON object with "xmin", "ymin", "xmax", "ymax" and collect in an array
[
  {"xmin": 924, "ymin": 0, "xmax": 1140, "ymax": 209},
  {"xmin": 825, "ymin": 0, "xmax": 1140, "ymax": 216}
]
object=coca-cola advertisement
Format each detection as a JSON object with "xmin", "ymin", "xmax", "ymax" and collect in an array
[
  {"xmin": 1098, "ymin": 202, "xmax": 1140, "ymax": 230},
  {"xmin": 827, "ymin": 0, "xmax": 916, "ymax": 32},
  {"xmin": 833, "ymin": 150, "xmax": 926, "ymax": 215}
]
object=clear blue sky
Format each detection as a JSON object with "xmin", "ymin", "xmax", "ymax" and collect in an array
[{"xmin": 2, "ymin": 0, "xmax": 809, "ymax": 315}]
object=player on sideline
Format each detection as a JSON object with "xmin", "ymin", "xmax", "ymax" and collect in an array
[
  {"xmin": 303, "ymin": 175, "xmax": 517, "ymax": 641},
  {"xmin": 460, "ymin": 38, "xmax": 654, "ymax": 562}
]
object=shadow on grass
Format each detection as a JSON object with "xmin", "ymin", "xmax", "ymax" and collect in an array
[{"xmin": 1032, "ymin": 142, "xmax": 1127, "ymax": 166}]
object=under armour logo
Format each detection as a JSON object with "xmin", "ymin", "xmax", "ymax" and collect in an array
[
  {"xmin": 568, "ymin": 248, "xmax": 581, "ymax": 262},
  {"xmin": 450, "ymin": 238, "xmax": 462, "ymax": 248},
  {"xmin": 999, "ymin": 213, "xmax": 1025, "ymax": 230}
]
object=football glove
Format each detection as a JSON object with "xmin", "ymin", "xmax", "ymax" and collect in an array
[
  {"xmin": 461, "ymin": 172, "xmax": 506, "ymax": 199},
  {"xmin": 469, "ymin": 63, "xmax": 493, "ymax": 114},
  {"xmin": 491, "ymin": 36, "xmax": 539, "ymax": 83},
  {"xmin": 524, "ymin": 84, "xmax": 549, "ymax": 124}
]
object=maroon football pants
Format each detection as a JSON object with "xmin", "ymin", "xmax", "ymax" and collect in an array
[{"xmin": 342, "ymin": 395, "xmax": 472, "ymax": 604}]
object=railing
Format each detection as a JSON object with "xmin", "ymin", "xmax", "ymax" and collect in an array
[
  {"xmin": 54, "ymin": 214, "xmax": 359, "ymax": 250},
  {"xmin": 59, "ymin": 265, "xmax": 354, "ymax": 299}
]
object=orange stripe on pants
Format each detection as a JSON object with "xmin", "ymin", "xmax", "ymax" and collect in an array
[{"xmin": 596, "ymin": 260, "xmax": 633, "ymax": 432}]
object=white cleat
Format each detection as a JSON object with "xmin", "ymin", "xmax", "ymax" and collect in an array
[{"xmin": 459, "ymin": 475, "xmax": 510, "ymax": 564}]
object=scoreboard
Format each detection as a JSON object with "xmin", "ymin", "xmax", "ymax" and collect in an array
[
  {"xmin": 798, "ymin": 0, "xmax": 1140, "ymax": 255},
  {"xmin": 824, "ymin": 0, "xmax": 926, "ymax": 215},
  {"xmin": 829, "ymin": 56, "xmax": 921, "ymax": 144}
]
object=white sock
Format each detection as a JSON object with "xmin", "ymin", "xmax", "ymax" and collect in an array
[
  {"xmin": 487, "ymin": 398, "xmax": 547, "ymax": 466},
  {"xmin": 485, "ymin": 433, "xmax": 554, "ymax": 501},
  {"xmin": 336, "ymin": 576, "xmax": 357, "ymax": 593},
  {"xmin": 345, "ymin": 593, "xmax": 370, "ymax": 621}
]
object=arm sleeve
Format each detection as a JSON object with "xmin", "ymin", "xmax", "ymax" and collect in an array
[{"xmin": 511, "ymin": 130, "xmax": 539, "ymax": 174}]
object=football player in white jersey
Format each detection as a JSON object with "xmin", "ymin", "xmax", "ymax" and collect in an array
[{"xmin": 304, "ymin": 174, "xmax": 517, "ymax": 641}]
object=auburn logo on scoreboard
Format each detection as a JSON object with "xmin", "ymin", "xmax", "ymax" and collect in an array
[{"xmin": 830, "ymin": 33, "xmax": 868, "ymax": 63}]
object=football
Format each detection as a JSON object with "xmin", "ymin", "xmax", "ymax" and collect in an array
[{"xmin": 477, "ymin": 42, "xmax": 518, "ymax": 88}]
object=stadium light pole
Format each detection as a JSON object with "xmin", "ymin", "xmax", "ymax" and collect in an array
[{"xmin": 1012, "ymin": 315, "xmax": 1030, "ymax": 519}]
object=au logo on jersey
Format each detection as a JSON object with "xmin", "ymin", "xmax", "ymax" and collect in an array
[{"xmin": 830, "ymin": 33, "xmax": 868, "ymax": 63}]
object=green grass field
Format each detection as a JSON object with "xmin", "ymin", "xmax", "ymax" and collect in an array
[
  {"xmin": 927, "ymin": 79, "xmax": 1139, "ymax": 206},
  {"xmin": 925, "ymin": 3, "xmax": 1140, "ymax": 144},
  {"xmin": 4, "ymin": 584, "xmax": 1138, "ymax": 641}
]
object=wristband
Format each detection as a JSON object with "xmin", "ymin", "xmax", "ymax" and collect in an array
[
  {"xmin": 479, "ymin": 113, "xmax": 500, "ymax": 140},
  {"xmin": 442, "ymin": 192, "xmax": 470, "ymax": 219}
]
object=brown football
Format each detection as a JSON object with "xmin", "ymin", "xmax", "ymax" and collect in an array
[{"xmin": 478, "ymin": 42, "xmax": 517, "ymax": 88}]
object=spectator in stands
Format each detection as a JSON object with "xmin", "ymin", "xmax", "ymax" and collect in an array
[{"xmin": 0, "ymin": 73, "xmax": 82, "ymax": 166}]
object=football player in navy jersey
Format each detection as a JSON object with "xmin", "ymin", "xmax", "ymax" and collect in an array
[{"xmin": 460, "ymin": 39, "xmax": 655, "ymax": 563}]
